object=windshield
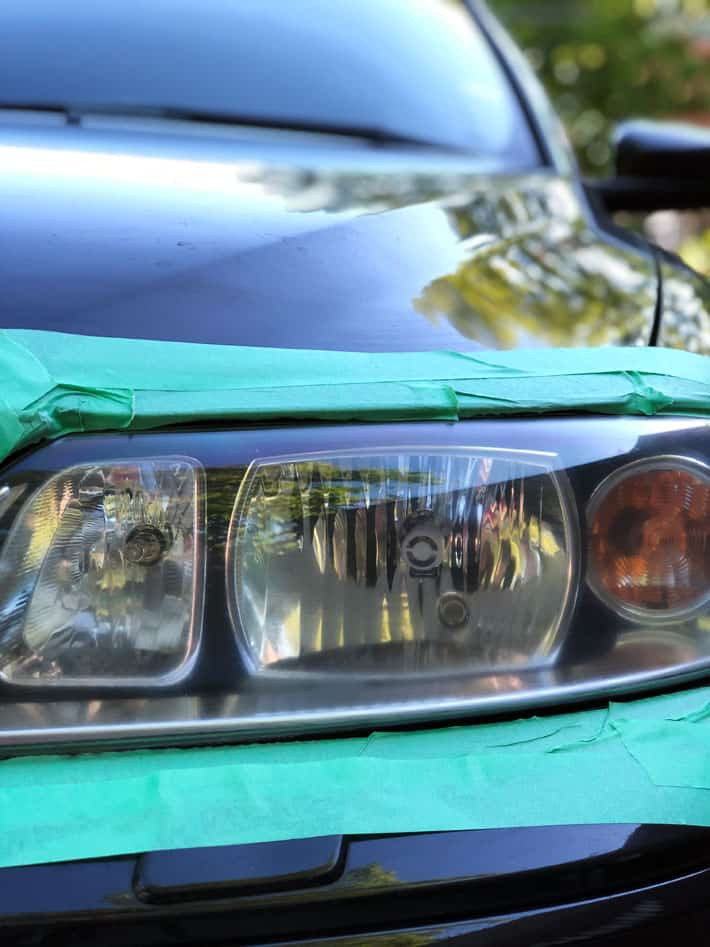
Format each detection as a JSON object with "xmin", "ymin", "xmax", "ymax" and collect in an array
[{"xmin": 0, "ymin": 0, "xmax": 538, "ymax": 161}]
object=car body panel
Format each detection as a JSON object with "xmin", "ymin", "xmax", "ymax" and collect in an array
[
  {"xmin": 2, "ymin": 826, "xmax": 710, "ymax": 945},
  {"xmin": 1, "ymin": 120, "xmax": 658, "ymax": 351}
]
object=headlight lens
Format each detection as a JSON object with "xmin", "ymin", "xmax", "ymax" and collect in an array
[
  {"xmin": 231, "ymin": 450, "xmax": 575, "ymax": 675},
  {"xmin": 588, "ymin": 457, "xmax": 709, "ymax": 623},
  {"xmin": 0, "ymin": 458, "xmax": 202, "ymax": 686},
  {"xmin": 0, "ymin": 417, "xmax": 706, "ymax": 750}
]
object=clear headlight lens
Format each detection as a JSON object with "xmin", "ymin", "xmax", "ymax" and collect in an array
[
  {"xmin": 0, "ymin": 458, "xmax": 202, "ymax": 685},
  {"xmin": 230, "ymin": 451, "xmax": 575, "ymax": 676}
]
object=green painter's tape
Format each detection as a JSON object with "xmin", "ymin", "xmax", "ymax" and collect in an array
[
  {"xmin": 0, "ymin": 328, "xmax": 709, "ymax": 464},
  {"xmin": 2, "ymin": 686, "xmax": 710, "ymax": 869}
]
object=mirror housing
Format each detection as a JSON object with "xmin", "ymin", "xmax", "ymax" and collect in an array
[
  {"xmin": 615, "ymin": 119, "xmax": 710, "ymax": 179},
  {"xmin": 588, "ymin": 119, "xmax": 710, "ymax": 213}
]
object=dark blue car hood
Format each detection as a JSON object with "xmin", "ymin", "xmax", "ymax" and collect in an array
[{"xmin": 1, "ymin": 119, "xmax": 660, "ymax": 351}]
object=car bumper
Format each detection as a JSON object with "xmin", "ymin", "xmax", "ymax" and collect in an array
[{"xmin": 2, "ymin": 824, "xmax": 709, "ymax": 945}]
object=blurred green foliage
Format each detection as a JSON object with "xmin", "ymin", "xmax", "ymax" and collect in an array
[
  {"xmin": 490, "ymin": 0, "xmax": 710, "ymax": 273},
  {"xmin": 490, "ymin": 0, "xmax": 710, "ymax": 172},
  {"xmin": 490, "ymin": 0, "xmax": 710, "ymax": 174}
]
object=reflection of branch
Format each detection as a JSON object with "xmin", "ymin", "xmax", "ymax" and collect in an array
[
  {"xmin": 243, "ymin": 165, "xmax": 467, "ymax": 214},
  {"xmin": 341, "ymin": 861, "xmax": 399, "ymax": 889},
  {"xmin": 415, "ymin": 188, "xmax": 654, "ymax": 348},
  {"xmin": 318, "ymin": 931, "xmax": 434, "ymax": 947},
  {"xmin": 658, "ymin": 266, "xmax": 710, "ymax": 355},
  {"xmin": 243, "ymin": 161, "xmax": 661, "ymax": 348}
]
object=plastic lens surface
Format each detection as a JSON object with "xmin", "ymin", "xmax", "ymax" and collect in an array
[
  {"xmin": 588, "ymin": 458, "xmax": 709, "ymax": 622},
  {"xmin": 231, "ymin": 450, "xmax": 575, "ymax": 675},
  {"xmin": 0, "ymin": 420, "xmax": 708, "ymax": 750},
  {"xmin": 0, "ymin": 458, "xmax": 202, "ymax": 685}
]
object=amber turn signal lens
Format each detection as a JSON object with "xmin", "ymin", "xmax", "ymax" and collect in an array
[{"xmin": 588, "ymin": 458, "xmax": 709, "ymax": 621}]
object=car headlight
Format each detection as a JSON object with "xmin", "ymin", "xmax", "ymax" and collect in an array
[
  {"xmin": 587, "ymin": 457, "xmax": 708, "ymax": 623},
  {"xmin": 230, "ymin": 449, "xmax": 576, "ymax": 676},
  {"xmin": 0, "ymin": 458, "xmax": 202, "ymax": 686},
  {"xmin": 0, "ymin": 416, "xmax": 707, "ymax": 750}
]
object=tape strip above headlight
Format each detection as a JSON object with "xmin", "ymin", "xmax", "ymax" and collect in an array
[
  {"xmin": 1, "ymin": 683, "xmax": 710, "ymax": 869},
  {"xmin": 1, "ymin": 328, "xmax": 709, "ymax": 466}
]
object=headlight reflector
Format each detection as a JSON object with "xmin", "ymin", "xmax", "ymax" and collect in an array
[
  {"xmin": 0, "ymin": 458, "xmax": 202, "ymax": 686},
  {"xmin": 230, "ymin": 450, "xmax": 575, "ymax": 676}
]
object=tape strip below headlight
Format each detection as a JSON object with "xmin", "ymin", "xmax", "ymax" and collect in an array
[{"xmin": 1, "ymin": 682, "xmax": 709, "ymax": 869}]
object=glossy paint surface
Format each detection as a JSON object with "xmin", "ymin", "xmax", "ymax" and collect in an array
[
  {"xmin": 1, "ymin": 825, "xmax": 709, "ymax": 944},
  {"xmin": 1, "ymin": 119, "xmax": 660, "ymax": 351},
  {"xmin": 0, "ymin": 0, "xmax": 538, "ymax": 159}
]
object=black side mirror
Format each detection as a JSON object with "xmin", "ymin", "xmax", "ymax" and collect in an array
[{"xmin": 587, "ymin": 119, "xmax": 710, "ymax": 213}]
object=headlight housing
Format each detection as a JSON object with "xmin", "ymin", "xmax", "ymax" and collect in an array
[
  {"xmin": 0, "ymin": 458, "xmax": 202, "ymax": 687},
  {"xmin": 0, "ymin": 416, "xmax": 707, "ymax": 750}
]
